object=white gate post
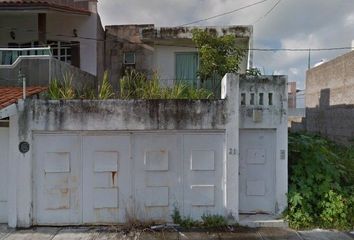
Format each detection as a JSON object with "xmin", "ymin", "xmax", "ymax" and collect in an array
[{"xmin": 221, "ymin": 73, "xmax": 240, "ymax": 221}]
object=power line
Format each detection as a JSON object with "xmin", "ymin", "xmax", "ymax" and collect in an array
[
  {"xmin": 252, "ymin": 46, "xmax": 353, "ymax": 51},
  {"xmin": 253, "ymin": 0, "xmax": 281, "ymax": 24},
  {"xmin": 0, "ymin": 26, "xmax": 353, "ymax": 52},
  {"xmin": 177, "ymin": 0, "xmax": 269, "ymax": 27}
]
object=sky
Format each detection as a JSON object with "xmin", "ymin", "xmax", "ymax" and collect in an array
[{"xmin": 97, "ymin": 0, "xmax": 354, "ymax": 104}]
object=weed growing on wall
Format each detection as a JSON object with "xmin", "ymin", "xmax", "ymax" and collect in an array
[
  {"xmin": 119, "ymin": 70, "xmax": 214, "ymax": 100},
  {"xmin": 287, "ymin": 133, "xmax": 354, "ymax": 230},
  {"xmin": 171, "ymin": 208, "xmax": 227, "ymax": 229},
  {"xmin": 98, "ymin": 71, "xmax": 114, "ymax": 100},
  {"xmin": 49, "ymin": 70, "xmax": 214, "ymax": 100},
  {"xmin": 48, "ymin": 73, "xmax": 75, "ymax": 100}
]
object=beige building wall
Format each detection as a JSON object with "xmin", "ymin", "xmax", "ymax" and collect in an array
[{"xmin": 306, "ymin": 50, "xmax": 354, "ymax": 108}]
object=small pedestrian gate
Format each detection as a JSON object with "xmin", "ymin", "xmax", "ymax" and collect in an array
[
  {"xmin": 239, "ymin": 130, "xmax": 276, "ymax": 214},
  {"xmin": 33, "ymin": 132, "xmax": 225, "ymax": 225}
]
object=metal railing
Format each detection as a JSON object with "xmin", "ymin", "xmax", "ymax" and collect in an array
[{"xmin": 0, "ymin": 47, "xmax": 51, "ymax": 66}]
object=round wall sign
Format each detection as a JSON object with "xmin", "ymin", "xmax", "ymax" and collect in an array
[{"xmin": 19, "ymin": 141, "xmax": 30, "ymax": 154}]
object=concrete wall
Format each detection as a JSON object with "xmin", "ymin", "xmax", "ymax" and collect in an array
[
  {"xmin": 3, "ymin": 74, "xmax": 288, "ymax": 227},
  {"xmin": 4, "ymin": 74, "xmax": 239, "ymax": 227},
  {"xmin": 105, "ymin": 25, "xmax": 155, "ymax": 90},
  {"xmin": 0, "ymin": 126, "xmax": 9, "ymax": 223},
  {"xmin": 304, "ymin": 50, "xmax": 354, "ymax": 144},
  {"xmin": 306, "ymin": 50, "xmax": 354, "ymax": 108},
  {"xmin": 239, "ymin": 75, "xmax": 288, "ymax": 213},
  {"xmin": 0, "ymin": 57, "xmax": 96, "ymax": 88}
]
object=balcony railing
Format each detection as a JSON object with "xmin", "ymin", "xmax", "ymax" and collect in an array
[{"xmin": 0, "ymin": 47, "xmax": 51, "ymax": 66}]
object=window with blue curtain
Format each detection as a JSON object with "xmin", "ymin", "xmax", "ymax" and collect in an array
[{"xmin": 175, "ymin": 52, "xmax": 199, "ymax": 87}]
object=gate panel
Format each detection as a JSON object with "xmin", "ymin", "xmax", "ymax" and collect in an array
[
  {"xmin": 0, "ymin": 127, "xmax": 9, "ymax": 223},
  {"xmin": 33, "ymin": 134, "xmax": 82, "ymax": 225},
  {"xmin": 83, "ymin": 135, "xmax": 131, "ymax": 223},
  {"xmin": 239, "ymin": 130, "xmax": 276, "ymax": 214},
  {"xmin": 183, "ymin": 134, "xmax": 225, "ymax": 219},
  {"xmin": 133, "ymin": 134, "xmax": 182, "ymax": 221}
]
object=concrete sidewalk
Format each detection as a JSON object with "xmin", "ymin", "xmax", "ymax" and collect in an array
[{"xmin": 0, "ymin": 225, "xmax": 353, "ymax": 240}]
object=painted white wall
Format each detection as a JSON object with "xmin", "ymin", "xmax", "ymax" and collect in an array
[
  {"xmin": 152, "ymin": 43, "xmax": 248, "ymax": 85},
  {"xmin": 238, "ymin": 76, "xmax": 288, "ymax": 214},
  {"xmin": 0, "ymin": 13, "xmax": 37, "ymax": 46},
  {"xmin": 46, "ymin": 12, "xmax": 98, "ymax": 76},
  {"xmin": 5, "ymin": 75, "xmax": 240, "ymax": 227},
  {"xmin": 0, "ymin": 127, "xmax": 9, "ymax": 223},
  {"xmin": 152, "ymin": 45, "xmax": 198, "ymax": 85}
]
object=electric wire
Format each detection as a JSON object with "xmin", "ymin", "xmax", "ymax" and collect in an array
[
  {"xmin": 177, "ymin": 0, "xmax": 269, "ymax": 26},
  {"xmin": 0, "ymin": 27, "xmax": 353, "ymax": 52},
  {"xmin": 253, "ymin": 0, "xmax": 281, "ymax": 24}
]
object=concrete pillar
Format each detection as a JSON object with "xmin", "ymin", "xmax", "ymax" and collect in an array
[
  {"xmin": 8, "ymin": 101, "xmax": 32, "ymax": 228},
  {"xmin": 221, "ymin": 73, "xmax": 240, "ymax": 221},
  {"xmin": 38, "ymin": 13, "xmax": 46, "ymax": 46}
]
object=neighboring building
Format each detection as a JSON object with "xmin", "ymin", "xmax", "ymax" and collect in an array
[
  {"xmin": 0, "ymin": 74, "xmax": 288, "ymax": 228},
  {"xmin": 304, "ymin": 50, "xmax": 354, "ymax": 143},
  {"xmin": 288, "ymin": 81, "xmax": 296, "ymax": 108},
  {"xmin": 105, "ymin": 24, "xmax": 253, "ymax": 90},
  {"xmin": 0, "ymin": 0, "xmax": 104, "ymax": 81}
]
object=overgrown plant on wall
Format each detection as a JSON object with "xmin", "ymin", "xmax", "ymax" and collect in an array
[
  {"xmin": 48, "ymin": 70, "xmax": 214, "ymax": 100},
  {"xmin": 192, "ymin": 29, "xmax": 246, "ymax": 91},
  {"xmin": 48, "ymin": 73, "xmax": 75, "ymax": 100},
  {"xmin": 287, "ymin": 133, "xmax": 354, "ymax": 230},
  {"xmin": 119, "ymin": 70, "xmax": 214, "ymax": 100},
  {"xmin": 98, "ymin": 71, "xmax": 115, "ymax": 100}
]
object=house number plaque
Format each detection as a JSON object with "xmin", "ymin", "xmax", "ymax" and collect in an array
[{"xmin": 19, "ymin": 141, "xmax": 30, "ymax": 154}]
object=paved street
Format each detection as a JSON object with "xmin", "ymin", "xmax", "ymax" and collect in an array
[{"xmin": 0, "ymin": 225, "xmax": 353, "ymax": 240}]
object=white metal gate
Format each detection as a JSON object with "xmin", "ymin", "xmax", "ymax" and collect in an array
[
  {"xmin": 133, "ymin": 134, "xmax": 182, "ymax": 220},
  {"xmin": 0, "ymin": 127, "xmax": 9, "ymax": 223},
  {"xmin": 33, "ymin": 134, "xmax": 82, "ymax": 225},
  {"xmin": 33, "ymin": 132, "xmax": 225, "ymax": 225},
  {"xmin": 183, "ymin": 134, "xmax": 224, "ymax": 218},
  {"xmin": 239, "ymin": 130, "xmax": 276, "ymax": 214},
  {"xmin": 82, "ymin": 135, "xmax": 131, "ymax": 223}
]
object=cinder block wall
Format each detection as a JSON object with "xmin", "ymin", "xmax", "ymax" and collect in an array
[{"xmin": 305, "ymin": 51, "xmax": 354, "ymax": 144}]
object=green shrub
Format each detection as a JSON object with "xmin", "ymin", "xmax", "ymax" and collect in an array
[
  {"xmin": 287, "ymin": 133, "xmax": 354, "ymax": 230},
  {"xmin": 319, "ymin": 190, "xmax": 350, "ymax": 230},
  {"xmin": 171, "ymin": 208, "xmax": 227, "ymax": 229},
  {"xmin": 201, "ymin": 214, "xmax": 227, "ymax": 228}
]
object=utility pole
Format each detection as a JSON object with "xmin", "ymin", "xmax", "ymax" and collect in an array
[{"xmin": 307, "ymin": 48, "xmax": 311, "ymax": 70}]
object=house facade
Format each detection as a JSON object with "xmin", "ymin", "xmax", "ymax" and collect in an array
[
  {"xmin": 0, "ymin": 0, "xmax": 104, "ymax": 81},
  {"xmin": 105, "ymin": 24, "xmax": 253, "ymax": 90}
]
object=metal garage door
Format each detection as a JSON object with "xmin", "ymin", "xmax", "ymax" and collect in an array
[
  {"xmin": 33, "ymin": 132, "xmax": 225, "ymax": 224},
  {"xmin": 33, "ymin": 134, "xmax": 82, "ymax": 225},
  {"xmin": 183, "ymin": 134, "xmax": 225, "ymax": 218},
  {"xmin": 0, "ymin": 127, "xmax": 9, "ymax": 223},
  {"xmin": 239, "ymin": 130, "xmax": 276, "ymax": 214},
  {"xmin": 133, "ymin": 134, "xmax": 182, "ymax": 220},
  {"xmin": 82, "ymin": 135, "xmax": 131, "ymax": 223}
]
